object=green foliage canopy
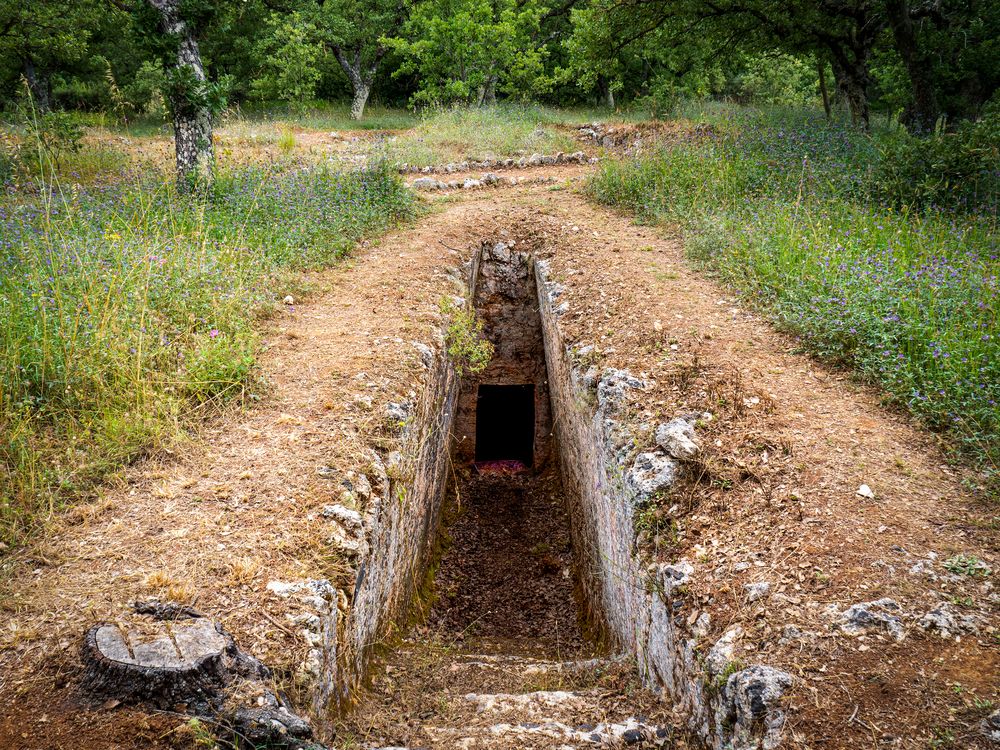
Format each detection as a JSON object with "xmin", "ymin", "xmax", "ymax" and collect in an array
[{"xmin": 388, "ymin": 0, "xmax": 552, "ymax": 106}]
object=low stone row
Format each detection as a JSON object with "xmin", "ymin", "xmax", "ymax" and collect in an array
[
  {"xmin": 398, "ymin": 151, "xmax": 597, "ymax": 174},
  {"xmin": 409, "ymin": 173, "xmax": 562, "ymax": 191}
]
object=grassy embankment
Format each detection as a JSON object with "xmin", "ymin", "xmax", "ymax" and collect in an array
[
  {"xmin": 590, "ymin": 104, "xmax": 999, "ymax": 488},
  {"xmin": 384, "ymin": 105, "xmax": 583, "ymax": 166},
  {"xmin": 0, "ymin": 136, "xmax": 414, "ymax": 550}
]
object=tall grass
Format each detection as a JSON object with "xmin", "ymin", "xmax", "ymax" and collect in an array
[
  {"xmin": 223, "ymin": 102, "xmax": 420, "ymax": 132},
  {"xmin": 0, "ymin": 156, "xmax": 414, "ymax": 548},
  {"xmin": 386, "ymin": 105, "xmax": 578, "ymax": 166},
  {"xmin": 590, "ymin": 107, "xmax": 1000, "ymax": 482},
  {"xmin": 79, "ymin": 102, "xmax": 421, "ymax": 137}
]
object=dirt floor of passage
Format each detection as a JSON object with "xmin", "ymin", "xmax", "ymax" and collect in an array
[
  {"xmin": 426, "ymin": 467, "xmax": 588, "ymax": 657},
  {"xmin": 332, "ymin": 464, "xmax": 675, "ymax": 750}
]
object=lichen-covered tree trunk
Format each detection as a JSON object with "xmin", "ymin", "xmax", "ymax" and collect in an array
[
  {"xmin": 147, "ymin": 0, "xmax": 214, "ymax": 189},
  {"xmin": 22, "ymin": 59, "xmax": 51, "ymax": 113},
  {"xmin": 334, "ymin": 46, "xmax": 383, "ymax": 121},
  {"xmin": 350, "ymin": 81, "xmax": 372, "ymax": 120}
]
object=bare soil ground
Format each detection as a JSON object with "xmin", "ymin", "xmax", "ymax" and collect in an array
[
  {"xmin": 84, "ymin": 125, "xmax": 391, "ymax": 174},
  {"xmin": 1, "ymin": 158, "xmax": 996, "ymax": 749},
  {"xmin": 425, "ymin": 468, "xmax": 586, "ymax": 656}
]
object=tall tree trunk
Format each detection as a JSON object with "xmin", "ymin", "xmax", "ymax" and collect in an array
[
  {"xmin": 885, "ymin": 0, "xmax": 939, "ymax": 131},
  {"xmin": 598, "ymin": 77, "xmax": 615, "ymax": 109},
  {"xmin": 844, "ymin": 75, "xmax": 870, "ymax": 130},
  {"xmin": 147, "ymin": 0, "xmax": 214, "ymax": 189},
  {"xmin": 350, "ymin": 81, "xmax": 372, "ymax": 120},
  {"xmin": 333, "ymin": 46, "xmax": 384, "ymax": 121},
  {"xmin": 817, "ymin": 59, "xmax": 831, "ymax": 120},
  {"xmin": 476, "ymin": 62, "xmax": 498, "ymax": 107},
  {"xmin": 22, "ymin": 59, "xmax": 51, "ymax": 113},
  {"xmin": 483, "ymin": 75, "xmax": 497, "ymax": 106},
  {"xmin": 476, "ymin": 72, "xmax": 497, "ymax": 107},
  {"xmin": 829, "ymin": 54, "xmax": 870, "ymax": 130}
]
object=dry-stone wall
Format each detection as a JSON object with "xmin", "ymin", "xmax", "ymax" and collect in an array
[
  {"xmin": 265, "ymin": 329, "xmax": 462, "ymax": 719},
  {"xmin": 266, "ymin": 242, "xmax": 792, "ymax": 750},
  {"xmin": 344, "ymin": 342, "xmax": 461, "ymax": 694},
  {"xmin": 534, "ymin": 255, "xmax": 793, "ymax": 750}
]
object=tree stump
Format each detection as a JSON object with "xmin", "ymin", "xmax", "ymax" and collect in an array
[
  {"xmin": 81, "ymin": 605, "xmax": 324, "ymax": 748},
  {"xmin": 82, "ymin": 616, "xmax": 237, "ymax": 712}
]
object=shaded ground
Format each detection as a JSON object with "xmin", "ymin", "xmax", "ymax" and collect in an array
[
  {"xmin": 427, "ymin": 467, "xmax": 587, "ymax": 656},
  {"xmin": 336, "ymin": 468, "xmax": 675, "ymax": 749}
]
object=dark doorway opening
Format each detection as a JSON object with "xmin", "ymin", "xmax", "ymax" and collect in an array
[{"xmin": 475, "ymin": 384, "xmax": 535, "ymax": 466}]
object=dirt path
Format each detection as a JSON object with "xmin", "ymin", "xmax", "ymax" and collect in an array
[{"xmin": 1, "ymin": 168, "xmax": 996, "ymax": 749}]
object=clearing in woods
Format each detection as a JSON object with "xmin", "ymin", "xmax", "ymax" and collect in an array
[{"xmin": 0, "ymin": 133, "xmax": 997, "ymax": 750}]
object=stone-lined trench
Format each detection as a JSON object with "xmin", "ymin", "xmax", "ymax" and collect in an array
[
  {"xmin": 429, "ymin": 240, "xmax": 587, "ymax": 659},
  {"xmin": 328, "ymin": 238, "xmax": 791, "ymax": 749},
  {"xmin": 72, "ymin": 236, "xmax": 791, "ymax": 749}
]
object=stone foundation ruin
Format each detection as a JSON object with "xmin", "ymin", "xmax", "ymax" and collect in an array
[
  {"xmin": 333, "ymin": 238, "xmax": 792, "ymax": 748},
  {"xmin": 82, "ymin": 237, "xmax": 791, "ymax": 749}
]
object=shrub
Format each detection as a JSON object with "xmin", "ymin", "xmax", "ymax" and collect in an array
[
  {"xmin": 121, "ymin": 60, "xmax": 170, "ymax": 119},
  {"xmin": 32, "ymin": 111, "xmax": 85, "ymax": 170},
  {"xmin": 874, "ymin": 113, "xmax": 1000, "ymax": 213}
]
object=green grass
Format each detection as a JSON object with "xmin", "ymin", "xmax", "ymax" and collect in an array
[
  {"xmin": 589, "ymin": 106, "xmax": 1000, "ymax": 486},
  {"xmin": 0, "ymin": 153, "xmax": 414, "ymax": 549},
  {"xmin": 78, "ymin": 102, "xmax": 421, "ymax": 138},
  {"xmin": 385, "ymin": 104, "xmax": 578, "ymax": 166},
  {"xmin": 224, "ymin": 102, "xmax": 420, "ymax": 132}
]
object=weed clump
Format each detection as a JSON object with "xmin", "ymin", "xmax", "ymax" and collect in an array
[{"xmin": 439, "ymin": 298, "xmax": 493, "ymax": 376}]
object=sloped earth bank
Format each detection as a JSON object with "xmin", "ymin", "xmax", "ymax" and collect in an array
[{"xmin": 0, "ymin": 166, "xmax": 997, "ymax": 750}]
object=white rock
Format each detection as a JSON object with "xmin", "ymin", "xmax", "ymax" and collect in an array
[
  {"xmin": 856, "ymin": 484, "xmax": 875, "ymax": 499},
  {"xmin": 412, "ymin": 176, "xmax": 444, "ymax": 189},
  {"xmin": 691, "ymin": 612, "xmax": 711, "ymax": 638},
  {"xmin": 626, "ymin": 451, "xmax": 677, "ymax": 497},
  {"xmin": 657, "ymin": 560, "xmax": 694, "ymax": 596},
  {"xmin": 745, "ymin": 581, "xmax": 771, "ymax": 602},
  {"xmin": 705, "ymin": 626, "xmax": 743, "ymax": 676},
  {"xmin": 321, "ymin": 504, "xmax": 363, "ymax": 531},
  {"xmin": 830, "ymin": 598, "xmax": 904, "ymax": 641},
  {"xmin": 655, "ymin": 418, "xmax": 699, "ymax": 459},
  {"xmin": 919, "ymin": 604, "xmax": 980, "ymax": 637},
  {"xmin": 282, "ymin": 295, "xmax": 295, "ymax": 305},
  {"xmin": 266, "ymin": 581, "xmax": 301, "ymax": 598}
]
